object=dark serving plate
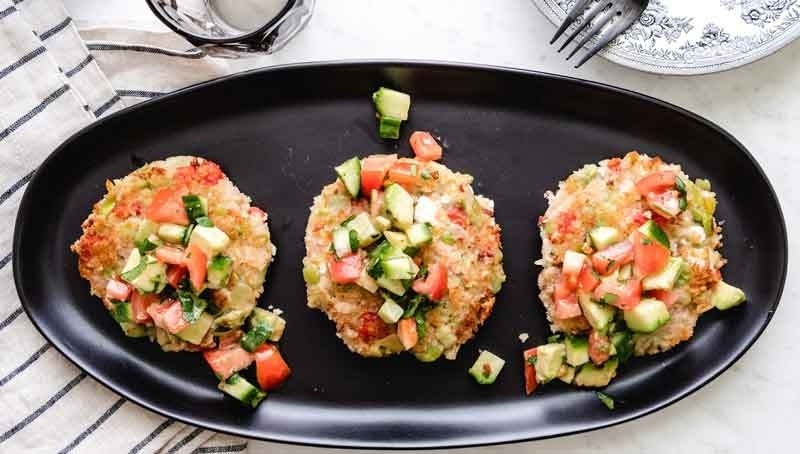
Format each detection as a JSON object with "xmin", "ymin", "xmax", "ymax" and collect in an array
[{"xmin": 13, "ymin": 62, "xmax": 786, "ymax": 449}]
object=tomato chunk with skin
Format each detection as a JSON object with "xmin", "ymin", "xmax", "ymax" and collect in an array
[
  {"xmin": 553, "ymin": 295, "xmax": 582, "ymax": 319},
  {"xmin": 106, "ymin": 279, "xmax": 131, "ymax": 301},
  {"xmin": 329, "ymin": 254, "xmax": 362, "ymax": 284},
  {"xmin": 360, "ymin": 154, "xmax": 397, "ymax": 196},
  {"xmin": 409, "ymin": 131, "xmax": 443, "ymax": 161},
  {"xmin": 412, "ymin": 263, "xmax": 448, "ymax": 301},
  {"xmin": 594, "ymin": 278, "xmax": 642, "ymax": 310},
  {"xmin": 397, "ymin": 318, "xmax": 418, "ymax": 350},
  {"xmin": 633, "ymin": 231, "xmax": 670, "ymax": 277},
  {"xmin": 358, "ymin": 312, "xmax": 388, "ymax": 341},
  {"xmin": 155, "ymin": 246, "xmax": 186, "ymax": 266},
  {"xmin": 184, "ymin": 244, "xmax": 207, "ymax": 291},
  {"xmin": 588, "ymin": 331, "xmax": 612, "ymax": 365},
  {"xmin": 147, "ymin": 300, "xmax": 188, "ymax": 334},
  {"xmin": 146, "ymin": 186, "xmax": 189, "ymax": 225},
  {"xmin": 130, "ymin": 290, "xmax": 159, "ymax": 323},
  {"xmin": 387, "ymin": 161, "xmax": 421, "ymax": 188},
  {"xmin": 166, "ymin": 265, "xmax": 187, "ymax": 288},
  {"xmin": 254, "ymin": 344, "xmax": 291, "ymax": 391},
  {"xmin": 554, "ymin": 277, "xmax": 573, "ymax": 301},
  {"xmin": 578, "ymin": 264, "xmax": 601, "ymax": 292},
  {"xmin": 591, "ymin": 240, "xmax": 634, "ymax": 275},
  {"xmin": 203, "ymin": 344, "xmax": 254, "ymax": 380},
  {"xmin": 649, "ymin": 289, "xmax": 680, "ymax": 308},
  {"xmin": 635, "ymin": 171, "xmax": 676, "ymax": 196},
  {"xmin": 523, "ymin": 347, "xmax": 538, "ymax": 395}
]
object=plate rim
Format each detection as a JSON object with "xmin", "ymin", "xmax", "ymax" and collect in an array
[
  {"xmin": 13, "ymin": 60, "xmax": 788, "ymax": 449},
  {"xmin": 530, "ymin": 0, "xmax": 800, "ymax": 75}
]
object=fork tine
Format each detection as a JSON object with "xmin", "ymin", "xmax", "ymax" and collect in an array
[
  {"xmin": 565, "ymin": 10, "xmax": 615, "ymax": 60},
  {"xmin": 550, "ymin": 0, "xmax": 592, "ymax": 44},
  {"xmin": 557, "ymin": 0, "xmax": 611, "ymax": 52},
  {"xmin": 573, "ymin": 5, "xmax": 644, "ymax": 68}
]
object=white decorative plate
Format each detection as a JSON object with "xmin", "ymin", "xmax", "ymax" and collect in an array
[{"xmin": 532, "ymin": 0, "xmax": 800, "ymax": 74}]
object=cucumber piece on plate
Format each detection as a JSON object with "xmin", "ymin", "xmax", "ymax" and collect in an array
[
  {"xmin": 207, "ymin": 255, "xmax": 233, "ymax": 289},
  {"xmin": 383, "ymin": 231, "xmax": 410, "ymax": 250},
  {"xmin": 343, "ymin": 212, "xmax": 381, "ymax": 247},
  {"xmin": 189, "ymin": 225, "xmax": 231, "ymax": 256},
  {"xmin": 250, "ymin": 308, "xmax": 286, "ymax": 342},
  {"xmin": 218, "ymin": 374, "xmax": 266, "ymax": 408},
  {"xmin": 376, "ymin": 276, "xmax": 406, "ymax": 296},
  {"xmin": 335, "ymin": 157, "xmax": 361, "ymax": 198},
  {"xmin": 331, "ymin": 227, "xmax": 356, "ymax": 258},
  {"xmin": 372, "ymin": 87, "xmax": 411, "ymax": 120},
  {"xmin": 589, "ymin": 226, "xmax": 621, "ymax": 250},
  {"xmin": 129, "ymin": 259, "xmax": 167, "ymax": 294},
  {"xmin": 384, "ymin": 183, "xmax": 414, "ymax": 230},
  {"xmin": 405, "ymin": 223, "xmax": 432, "ymax": 247},
  {"xmin": 574, "ymin": 357, "xmax": 619, "ymax": 387},
  {"xmin": 564, "ymin": 335, "xmax": 590, "ymax": 367},
  {"xmin": 623, "ymin": 298, "xmax": 670, "ymax": 333},
  {"xmin": 110, "ymin": 302, "xmax": 134, "ymax": 324},
  {"xmin": 638, "ymin": 220, "xmax": 670, "ymax": 248},
  {"xmin": 642, "ymin": 257, "xmax": 683, "ymax": 290},
  {"xmin": 578, "ymin": 292, "xmax": 616, "ymax": 331},
  {"xmin": 381, "ymin": 256, "xmax": 418, "ymax": 280},
  {"xmin": 378, "ymin": 116, "xmax": 403, "ymax": 139},
  {"xmin": 175, "ymin": 312, "xmax": 214, "ymax": 345},
  {"xmin": 711, "ymin": 280, "xmax": 746, "ymax": 310},
  {"xmin": 468, "ymin": 350, "xmax": 505, "ymax": 385},
  {"xmin": 377, "ymin": 298, "xmax": 404, "ymax": 324},
  {"xmin": 158, "ymin": 223, "xmax": 188, "ymax": 244}
]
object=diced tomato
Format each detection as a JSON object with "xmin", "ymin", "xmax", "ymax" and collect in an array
[
  {"xmin": 591, "ymin": 240, "xmax": 634, "ymax": 275},
  {"xmin": 523, "ymin": 347, "xmax": 538, "ymax": 395},
  {"xmin": 606, "ymin": 158, "xmax": 622, "ymax": 171},
  {"xmin": 632, "ymin": 231, "xmax": 670, "ymax": 277},
  {"xmin": 360, "ymin": 154, "xmax": 397, "ymax": 196},
  {"xmin": 155, "ymin": 246, "xmax": 186, "ymax": 265},
  {"xmin": 328, "ymin": 254, "xmax": 362, "ymax": 284},
  {"xmin": 397, "ymin": 318, "xmax": 418, "ymax": 350},
  {"xmin": 147, "ymin": 300, "xmax": 188, "ymax": 334},
  {"xmin": 593, "ymin": 278, "xmax": 642, "ymax": 310},
  {"xmin": 631, "ymin": 210, "xmax": 649, "ymax": 226},
  {"xmin": 412, "ymin": 263, "xmax": 448, "ymax": 301},
  {"xmin": 553, "ymin": 295, "xmax": 582, "ymax": 319},
  {"xmin": 174, "ymin": 161, "xmax": 224, "ymax": 186},
  {"xmin": 556, "ymin": 210, "xmax": 577, "ymax": 236},
  {"xmin": 184, "ymin": 244, "xmax": 208, "ymax": 291},
  {"xmin": 357, "ymin": 312, "xmax": 388, "ymax": 341},
  {"xmin": 105, "ymin": 279, "xmax": 131, "ymax": 301},
  {"xmin": 635, "ymin": 171, "xmax": 676, "ymax": 196},
  {"xmin": 446, "ymin": 207, "xmax": 469, "ymax": 228},
  {"xmin": 145, "ymin": 186, "xmax": 189, "ymax": 225},
  {"xmin": 578, "ymin": 264, "xmax": 601, "ymax": 292},
  {"xmin": 203, "ymin": 345, "xmax": 254, "ymax": 380},
  {"xmin": 409, "ymin": 131, "xmax": 443, "ymax": 161},
  {"xmin": 130, "ymin": 291, "xmax": 159, "ymax": 323},
  {"xmin": 588, "ymin": 331, "xmax": 612, "ymax": 365},
  {"xmin": 649, "ymin": 289, "xmax": 680, "ymax": 308},
  {"xmin": 553, "ymin": 277, "xmax": 573, "ymax": 301},
  {"xmin": 561, "ymin": 250, "xmax": 586, "ymax": 288},
  {"xmin": 254, "ymin": 344, "xmax": 291, "ymax": 391},
  {"xmin": 387, "ymin": 161, "xmax": 420, "ymax": 188},
  {"xmin": 166, "ymin": 265, "xmax": 187, "ymax": 288}
]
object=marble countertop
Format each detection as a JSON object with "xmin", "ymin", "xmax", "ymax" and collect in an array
[{"xmin": 64, "ymin": 0, "xmax": 799, "ymax": 452}]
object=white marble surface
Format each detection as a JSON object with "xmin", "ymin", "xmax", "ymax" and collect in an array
[{"xmin": 64, "ymin": 1, "xmax": 799, "ymax": 453}]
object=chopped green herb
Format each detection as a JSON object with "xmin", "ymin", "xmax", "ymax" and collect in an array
[
  {"xmin": 679, "ymin": 196, "xmax": 687, "ymax": 211},
  {"xmin": 177, "ymin": 291, "xmax": 207, "ymax": 323},
  {"xmin": 135, "ymin": 238, "xmax": 159, "ymax": 255},
  {"xmin": 348, "ymin": 229, "xmax": 359, "ymax": 252},
  {"xmin": 674, "ymin": 176, "xmax": 687, "ymax": 193},
  {"xmin": 526, "ymin": 356, "xmax": 537, "ymax": 365},
  {"xmin": 596, "ymin": 391, "xmax": 615, "ymax": 410},
  {"xmin": 415, "ymin": 310, "xmax": 427, "ymax": 339}
]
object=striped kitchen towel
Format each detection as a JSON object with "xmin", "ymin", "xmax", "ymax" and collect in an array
[{"xmin": 0, "ymin": 1, "xmax": 249, "ymax": 453}]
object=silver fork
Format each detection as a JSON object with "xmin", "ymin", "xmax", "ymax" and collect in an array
[{"xmin": 550, "ymin": 0, "xmax": 649, "ymax": 68}]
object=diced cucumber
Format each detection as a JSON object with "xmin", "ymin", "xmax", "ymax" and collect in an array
[
  {"xmin": 638, "ymin": 220, "xmax": 670, "ymax": 248},
  {"xmin": 611, "ymin": 331, "xmax": 633, "ymax": 363},
  {"xmin": 574, "ymin": 357, "xmax": 618, "ymax": 387},
  {"xmin": 377, "ymin": 276, "xmax": 406, "ymax": 296},
  {"xmin": 207, "ymin": 255, "xmax": 233, "ymax": 289},
  {"xmin": 534, "ymin": 343, "xmax": 566, "ymax": 384},
  {"xmin": 189, "ymin": 225, "xmax": 230, "ymax": 256},
  {"xmin": 372, "ymin": 87, "xmax": 411, "ymax": 121},
  {"xmin": 218, "ymin": 374, "xmax": 266, "ymax": 408},
  {"xmin": 129, "ymin": 259, "xmax": 167, "ymax": 294},
  {"xmin": 558, "ymin": 365, "xmax": 576, "ymax": 384},
  {"xmin": 405, "ymin": 223, "xmax": 432, "ymax": 247},
  {"xmin": 121, "ymin": 249, "xmax": 144, "ymax": 280},
  {"xmin": 383, "ymin": 231, "xmax": 410, "ymax": 250},
  {"xmin": 378, "ymin": 298, "xmax": 404, "ymax": 324},
  {"xmin": 378, "ymin": 116, "xmax": 403, "ymax": 139},
  {"xmin": 134, "ymin": 220, "xmax": 158, "ymax": 245},
  {"xmin": 384, "ymin": 184, "xmax": 414, "ymax": 230},
  {"xmin": 642, "ymin": 257, "xmax": 683, "ymax": 290},
  {"xmin": 589, "ymin": 226, "xmax": 621, "ymax": 250},
  {"xmin": 355, "ymin": 267, "xmax": 379, "ymax": 293},
  {"xmin": 119, "ymin": 322, "xmax": 149, "ymax": 338},
  {"xmin": 182, "ymin": 224, "xmax": 195, "ymax": 246},
  {"xmin": 623, "ymin": 298, "xmax": 670, "ymax": 333},
  {"xmin": 158, "ymin": 224, "xmax": 187, "ymax": 244},
  {"xmin": 565, "ymin": 336, "xmax": 590, "ymax": 367},
  {"xmin": 240, "ymin": 324, "xmax": 270, "ymax": 352},
  {"xmin": 175, "ymin": 312, "xmax": 214, "ymax": 344},
  {"xmin": 414, "ymin": 343, "xmax": 444, "ymax": 362},
  {"xmin": 249, "ymin": 308, "xmax": 286, "ymax": 342},
  {"xmin": 110, "ymin": 302, "xmax": 134, "ymax": 324},
  {"xmin": 381, "ymin": 255, "xmax": 418, "ymax": 280},
  {"xmin": 468, "ymin": 350, "xmax": 506, "ymax": 385},
  {"xmin": 414, "ymin": 196, "xmax": 438, "ymax": 224},
  {"xmin": 332, "ymin": 227, "xmax": 356, "ymax": 258},
  {"xmin": 343, "ymin": 212, "xmax": 381, "ymax": 247},
  {"xmin": 335, "ymin": 157, "xmax": 361, "ymax": 198},
  {"xmin": 711, "ymin": 280, "xmax": 746, "ymax": 310},
  {"xmin": 577, "ymin": 292, "xmax": 616, "ymax": 331},
  {"xmin": 182, "ymin": 194, "xmax": 208, "ymax": 221},
  {"xmin": 373, "ymin": 215, "xmax": 392, "ymax": 232}
]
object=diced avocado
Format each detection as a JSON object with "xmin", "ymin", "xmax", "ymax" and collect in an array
[
  {"xmin": 373, "ymin": 215, "xmax": 392, "ymax": 232},
  {"xmin": 638, "ymin": 220, "xmax": 670, "ymax": 248},
  {"xmin": 558, "ymin": 365, "xmax": 576, "ymax": 384},
  {"xmin": 414, "ymin": 196, "xmax": 438, "ymax": 224},
  {"xmin": 335, "ymin": 157, "xmax": 361, "ymax": 198},
  {"xmin": 414, "ymin": 343, "xmax": 444, "ymax": 362},
  {"xmin": 383, "ymin": 231, "xmax": 410, "ymax": 250},
  {"xmin": 642, "ymin": 257, "xmax": 683, "ymax": 290},
  {"xmin": 189, "ymin": 225, "xmax": 231, "ymax": 256},
  {"xmin": 574, "ymin": 357, "xmax": 619, "ymax": 387},
  {"xmin": 384, "ymin": 184, "xmax": 414, "ymax": 230},
  {"xmin": 405, "ymin": 223, "xmax": 432, "ymax": 247},
  {"xmin": 218, "ymin": 374, "xmax": 266, "ymax": 408},
  {"xmin": 119, "ymin": 322, "xmax": 150, "ymax": 338},
  {"xmin": 158, "ymin": 223, "xmax": 187, "ymax": 244},
  {"xmin": 344, "ymin": 213, "xmax": 381, "ymax": 247},
  {"xmin": 468, "ymin": 350, "xmax": 506, "ymax": 385},
  {"xmin": 577, "ymin": 292, "xmax": 616, "ymax": 331},
  {"xmin": 175, "ymin": 312, "xmax": 214, "ymax": 344},
  {"xmin": 250, "ymin": 307, "xmax": 286, "ymax": 342},
  {"xmin": 121, "ymin": 248, "xmax": 144, "ymax": 280},
  {"xmin": 711, "ymin": 280, "xmax": 746, "ymax": 310},
  {"xmin": 589, "ymin": 226, "xmax": 621, "ymax": 250},
  {"xmin": 355, "ymin": 267, "xmax": 379, "ymax": 293},
  {"xmin": 611, "ymin": 331, "xmax": 633, "ymax": 363},
  {"xmin": 207, "ymin": 255, "xmax": 233, "ymax": 289},
  {"xmin": 129, "ymin": 258, "xmax": 167, "ymax": 294},
  {"xmin": 377, "ymin": 276, "xmax": 406, "ymax": 296},
  {"xmin": 624, "ymin": 298, "xmax": 670, "ymax": 333},
  {"xmin": 534, "ymin": 343, "xmax": 566, "ymax": 384},
  {"xmin": 565, "ymin": 336, "xmax": 590, "ymax": 367},
  {"xmin": 373, "ymin": 87, "xmax": 411, "ymax": 121},
  {"xmin": 378, "ymin": 298, "xmax": 404, "ymax": 324},
  {"xmin": 110, "ymin": 302, "xmax": 134, "ymax": 324},
  {"xmin": 378, "ymin": 116, "xmax": 403, "ymax": 139}
]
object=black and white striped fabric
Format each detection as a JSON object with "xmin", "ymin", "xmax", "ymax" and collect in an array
[{"xmin": 0, "ymin": 1, "xmax": 246, "ymax": 452}]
